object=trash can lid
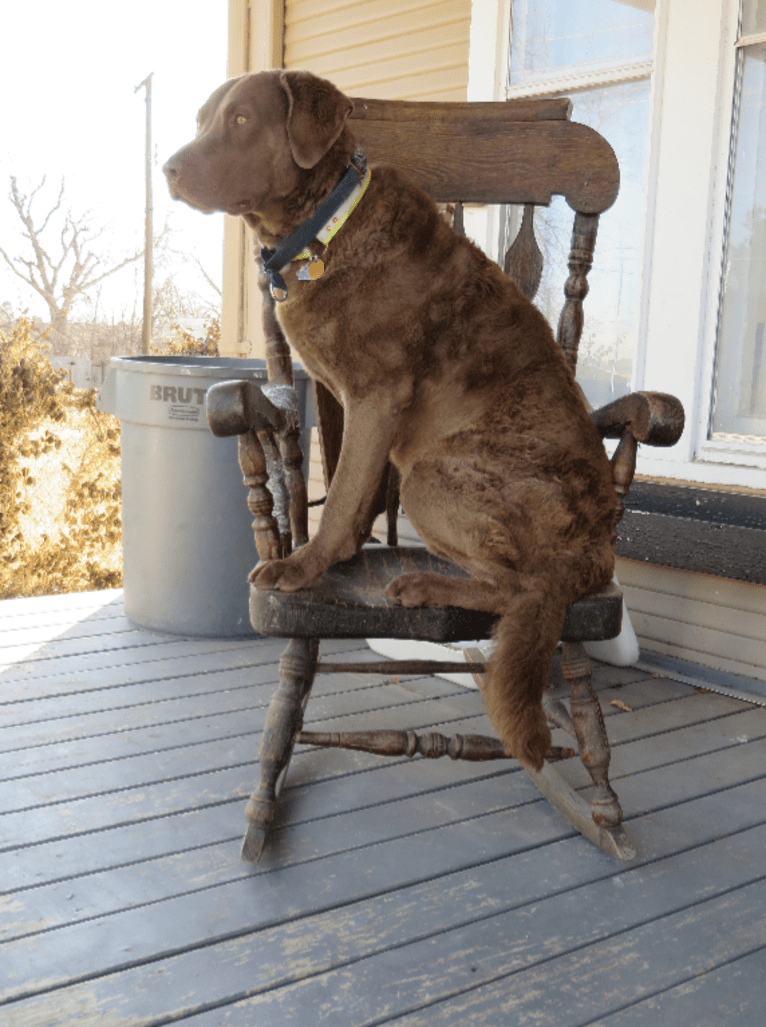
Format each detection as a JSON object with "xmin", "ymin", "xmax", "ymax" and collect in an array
[{"xmin": 97, "ymin": 355, "xmax": 309, "ymax": 430}]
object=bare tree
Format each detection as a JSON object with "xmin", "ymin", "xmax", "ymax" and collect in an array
[
  {"xmin": 161, "ymin": 243, "xmax": 222, "ymax": 313},
  {"xmin": 0, "ymin": 176, "xmax": 145, "ymax": 333},
  {"xmin": 190, "ymin": 254, "xmax": 222, "ymax": 300}
]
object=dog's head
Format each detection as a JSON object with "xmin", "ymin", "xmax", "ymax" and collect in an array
[{"xmin": 163, "ymin": 70, "xmax": 354, "ymax": 226}]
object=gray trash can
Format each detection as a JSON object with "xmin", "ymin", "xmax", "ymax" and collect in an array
[{"xmin": 98, "ymin": 355, "xmax": 314, "ymax": 636}]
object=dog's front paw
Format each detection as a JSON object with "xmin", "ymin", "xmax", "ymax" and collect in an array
[{"xmin": 249, "ymin": 554, "xmax": 321, "ymax": 593}]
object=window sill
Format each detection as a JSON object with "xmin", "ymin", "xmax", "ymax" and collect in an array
[{"xmin": 616, "ymin": 481, "xmax": 766, "ymax": 585}]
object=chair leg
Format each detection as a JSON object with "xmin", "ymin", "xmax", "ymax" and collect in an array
[
  {"xmin": 561, "ymin": 641, "xmax": 623, "ymax": 828},
  {"xmin": 522, "ymin": 642, "xmax": 635, "ymax": 860},
  {"xmin": 560, "ymin": 641, "xmax": 635, "ymax": 858},
  {"xmin": 241, "ymin": 636, "xmax": 319, "ymax": 862}
]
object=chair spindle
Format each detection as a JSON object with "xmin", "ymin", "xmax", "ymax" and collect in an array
[{"xmin": 557, "ymin": 211, "xmax": 600, "ymax": 371}]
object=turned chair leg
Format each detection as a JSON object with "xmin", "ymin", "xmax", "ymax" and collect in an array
[
  {"xmin": 560, "ymin": 641, "xmax": 623, "ymax": 829},
  {"xmin": 522, "ymin": 641, "xmax": 635, "ymax": 860},
  {"xmin": 241, "ymin": 636, "xmax": 319, "ymax": 862}
]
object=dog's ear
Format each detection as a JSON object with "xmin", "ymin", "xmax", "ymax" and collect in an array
[{"xmin": 279, "ymin": 70, "xmax": 353, "ymax": 169}]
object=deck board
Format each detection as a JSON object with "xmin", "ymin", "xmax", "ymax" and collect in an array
[{"xmin": 1, "ymin": 590, "xmax": 764, "ymax": 1026}]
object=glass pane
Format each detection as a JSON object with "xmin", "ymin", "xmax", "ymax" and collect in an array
[
  {"xmin": 742, "ymin": 0, "xmax": 766, "ymax": 37},
  {"xmin": 506, "ymin": 79, "xmax": 651, "ymax": 409},
  {"xmin": 712, "ymin": 45, "xmax": 766, "ymax": 440},
  {"xmin": 510, "ymin": 0, "xmax": 655, "ymax": 86}
]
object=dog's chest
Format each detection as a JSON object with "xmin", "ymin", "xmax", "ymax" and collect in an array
[
  {"xmin": 276, "ymin": 285, "xmax": 404, "ymax": 401},
  {"xmin": 276, "ymin": 297, "xmax": 350, "ymax": 396}
]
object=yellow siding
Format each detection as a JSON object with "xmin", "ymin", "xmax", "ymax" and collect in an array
[
  {"xmin": 284, "ymin": 0, "xmax": 471, "ymax": 101},
  {"xmin": 616, "ymin": 558, "xmax": 766, "ymax": 683}
]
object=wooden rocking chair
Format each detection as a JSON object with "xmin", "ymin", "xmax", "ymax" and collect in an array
[{"xmin": 205, "ymin": 97, "xmax": 685, "ymax": 864}]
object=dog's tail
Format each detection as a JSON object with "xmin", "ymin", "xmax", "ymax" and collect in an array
[
  {"xmin": 483, "ymin": 545, "xmax": 614, "ymax": 768},
  {"xmin": 481, "ymin": 580, "xmax": 564, "ymax": 771}
]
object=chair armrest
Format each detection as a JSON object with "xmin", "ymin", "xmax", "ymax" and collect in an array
[
  {"xmin": 205, "ymin": 378, "xmax": 308, "ymax": 559},
  {"xmin": 590, "ymin": 392, "xmax": 684, "ymax": 448},
  {"xmin": 206, "ymin": 379, "xmax": 287, "ymax": 437}
]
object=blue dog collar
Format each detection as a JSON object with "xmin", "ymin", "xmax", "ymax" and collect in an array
[{"xmin": 260, "ymin": 148, "xmax": 368, "ymax": 301}]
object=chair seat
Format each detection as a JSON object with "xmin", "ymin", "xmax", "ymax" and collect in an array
[{"xmin": 250, "ymin": 545, "xmax": 622, "ymax": 643}]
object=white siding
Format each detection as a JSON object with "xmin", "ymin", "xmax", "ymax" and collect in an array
[{"xmin": 617, "ymin": 557, "xmax": 766, "ymax": 682}]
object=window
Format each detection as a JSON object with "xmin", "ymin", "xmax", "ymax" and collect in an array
[
  {"xmin": 505, "ymin": 0, "xmax": 656, "ymax": 408},
  {"xmin": 509, "ymin": 0, "xmax": 654, "ymax": 88},
  {"xmin": 470, "ymin": 0, "xmax": 766, "ymax": 486},
  {"xmin": 710, "ymin": 0, "xmax": 766, "ymax": 444}
]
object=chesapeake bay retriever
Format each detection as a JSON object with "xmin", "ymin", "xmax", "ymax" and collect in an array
[{"xmin": 164, "ymin": 70, "xmax": 617, "ymax": 770}]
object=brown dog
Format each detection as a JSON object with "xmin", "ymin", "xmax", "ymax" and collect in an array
[{"xmin": 164, "ymin": 70, "xmax": 617, "ymax": 770}]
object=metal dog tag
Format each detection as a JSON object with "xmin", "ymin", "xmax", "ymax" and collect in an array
[{"xmin": 298, "ymin": 256, "xmax": 324, "ymax": 281}]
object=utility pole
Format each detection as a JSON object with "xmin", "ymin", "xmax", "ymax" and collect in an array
[{"xmin": 135, "ymin": 73, "xmax": 153, "ymax": 355}]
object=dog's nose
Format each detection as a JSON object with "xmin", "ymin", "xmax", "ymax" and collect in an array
[{"xmin": 163, "ymin": 160, "xmax": 182, "ymax": 199}]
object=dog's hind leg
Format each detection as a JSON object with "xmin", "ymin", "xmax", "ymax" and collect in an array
[
  {"xmin": 387, "ymin": 457, "xmax": 571, "ymax": 768},
  {"xmin": 386, "ymin": 560, "xmax": 562, "ymax": 769},
  {"xmin": 385, "ymin": 569, "xmax": 506, "ymax": 612}
]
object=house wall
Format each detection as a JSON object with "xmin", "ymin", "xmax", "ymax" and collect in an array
[
  {"xmin": 221, "ymin": 0, "xmax": 766, "ymax": 688},
  {"xmin": 284, "ymin": 0, "xmax": 471, "ymax": 101},
  {"xmin": 617, "ymin": 558, "xmax": 766, "ymax": 685},
  {"xmin": 221, "ymin": 0, "xmax": 254, "ymax": 359}
]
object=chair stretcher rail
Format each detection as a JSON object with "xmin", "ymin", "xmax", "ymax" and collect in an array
[{"xmin": 315, "ymin": 659, "xmax": 488, "ymax": 675}]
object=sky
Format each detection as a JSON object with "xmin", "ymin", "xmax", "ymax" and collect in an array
[{"xmin": 0, "ymin": 0, "xmax": 229, "ymax": 323}]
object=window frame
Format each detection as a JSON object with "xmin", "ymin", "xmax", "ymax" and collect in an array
[
  {"xmin": 506, "ymin": 1, "xmax": 660, "ymax": 416},
  {"xmin": 696, "ymin": 8, "xmax": 766, "ymax": 471},
  {"xmin": 469, "ymin": 0, "xmax": 766, "ymax": 490}
]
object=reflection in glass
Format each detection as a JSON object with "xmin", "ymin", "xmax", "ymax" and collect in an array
[
  {"xmin": 506, "ymin": 80, "xmax": 651, "ymax": 409},
  {"xmin": 712, "ymin": 44, "xmax": 766, "ymax": 440},
  {"xmin": 742, "ymin": 0, "xmax": 766, "ymax": 37},
  {"xmin": 510, "ymin": 0, "xmax": 655, "ymax": 86}
]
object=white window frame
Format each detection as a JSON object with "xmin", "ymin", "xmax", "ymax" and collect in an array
[
  {"xmin": 696, "ymin": 7, "xmax": 766, "ymax": 475},
  {"xmin": 468, "ymin": 0, "xmax": 766, "ymax": 490}
]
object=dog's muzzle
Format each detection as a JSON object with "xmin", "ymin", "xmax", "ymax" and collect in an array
[
  {"xmin": 163, "ymin": 160, "xmax": 220, "ymax": 214},
  {"xmin": 162, "ymin": 160, "xmax": 181, "ymax": 198}
]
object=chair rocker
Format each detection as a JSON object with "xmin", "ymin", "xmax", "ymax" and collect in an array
[{"xmin": 205, "ymin": 96, "xmax": 685, "ymax": 864}]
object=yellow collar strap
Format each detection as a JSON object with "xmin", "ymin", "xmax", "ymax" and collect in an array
[{"xmin": 294, "ymin": 167, "xmax": 372, "ymax": 261}]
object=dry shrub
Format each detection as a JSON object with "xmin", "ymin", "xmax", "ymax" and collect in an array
[
  {"xmin": 158, "ymin": 315, "xmax": 221, "ymax": 356},
  {"xmin": 1, "ymin": 316, "xmax": 221, "ymax": 600},
  {"xmin": 0, "ymin": 318, "xmax": 121, "ymax": 598}
]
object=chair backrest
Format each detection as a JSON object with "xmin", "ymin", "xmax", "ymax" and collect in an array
[
  {"xmin": 348, "ymin": 96, "xmax": 619, "ymax": 368},
  {"xmin": 348, "ymin": 96, "xmax": 617, "ymax": 209},
  {"xmin": 255, "ymin": 96, "xmax": 623, "ymax": 551},
  {"xmin": 263, "ymin": 95, "xmax": 620, "ymax": 376}
]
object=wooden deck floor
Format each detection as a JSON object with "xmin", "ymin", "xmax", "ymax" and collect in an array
[{"xmin": 1, "ymin": 589, "xmax": 765, "ymax": 1026}]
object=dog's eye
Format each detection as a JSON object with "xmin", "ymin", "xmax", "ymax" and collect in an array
[{"xmin": 235, "ymin": 115, "xmax": 247, "ymax": 125}]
